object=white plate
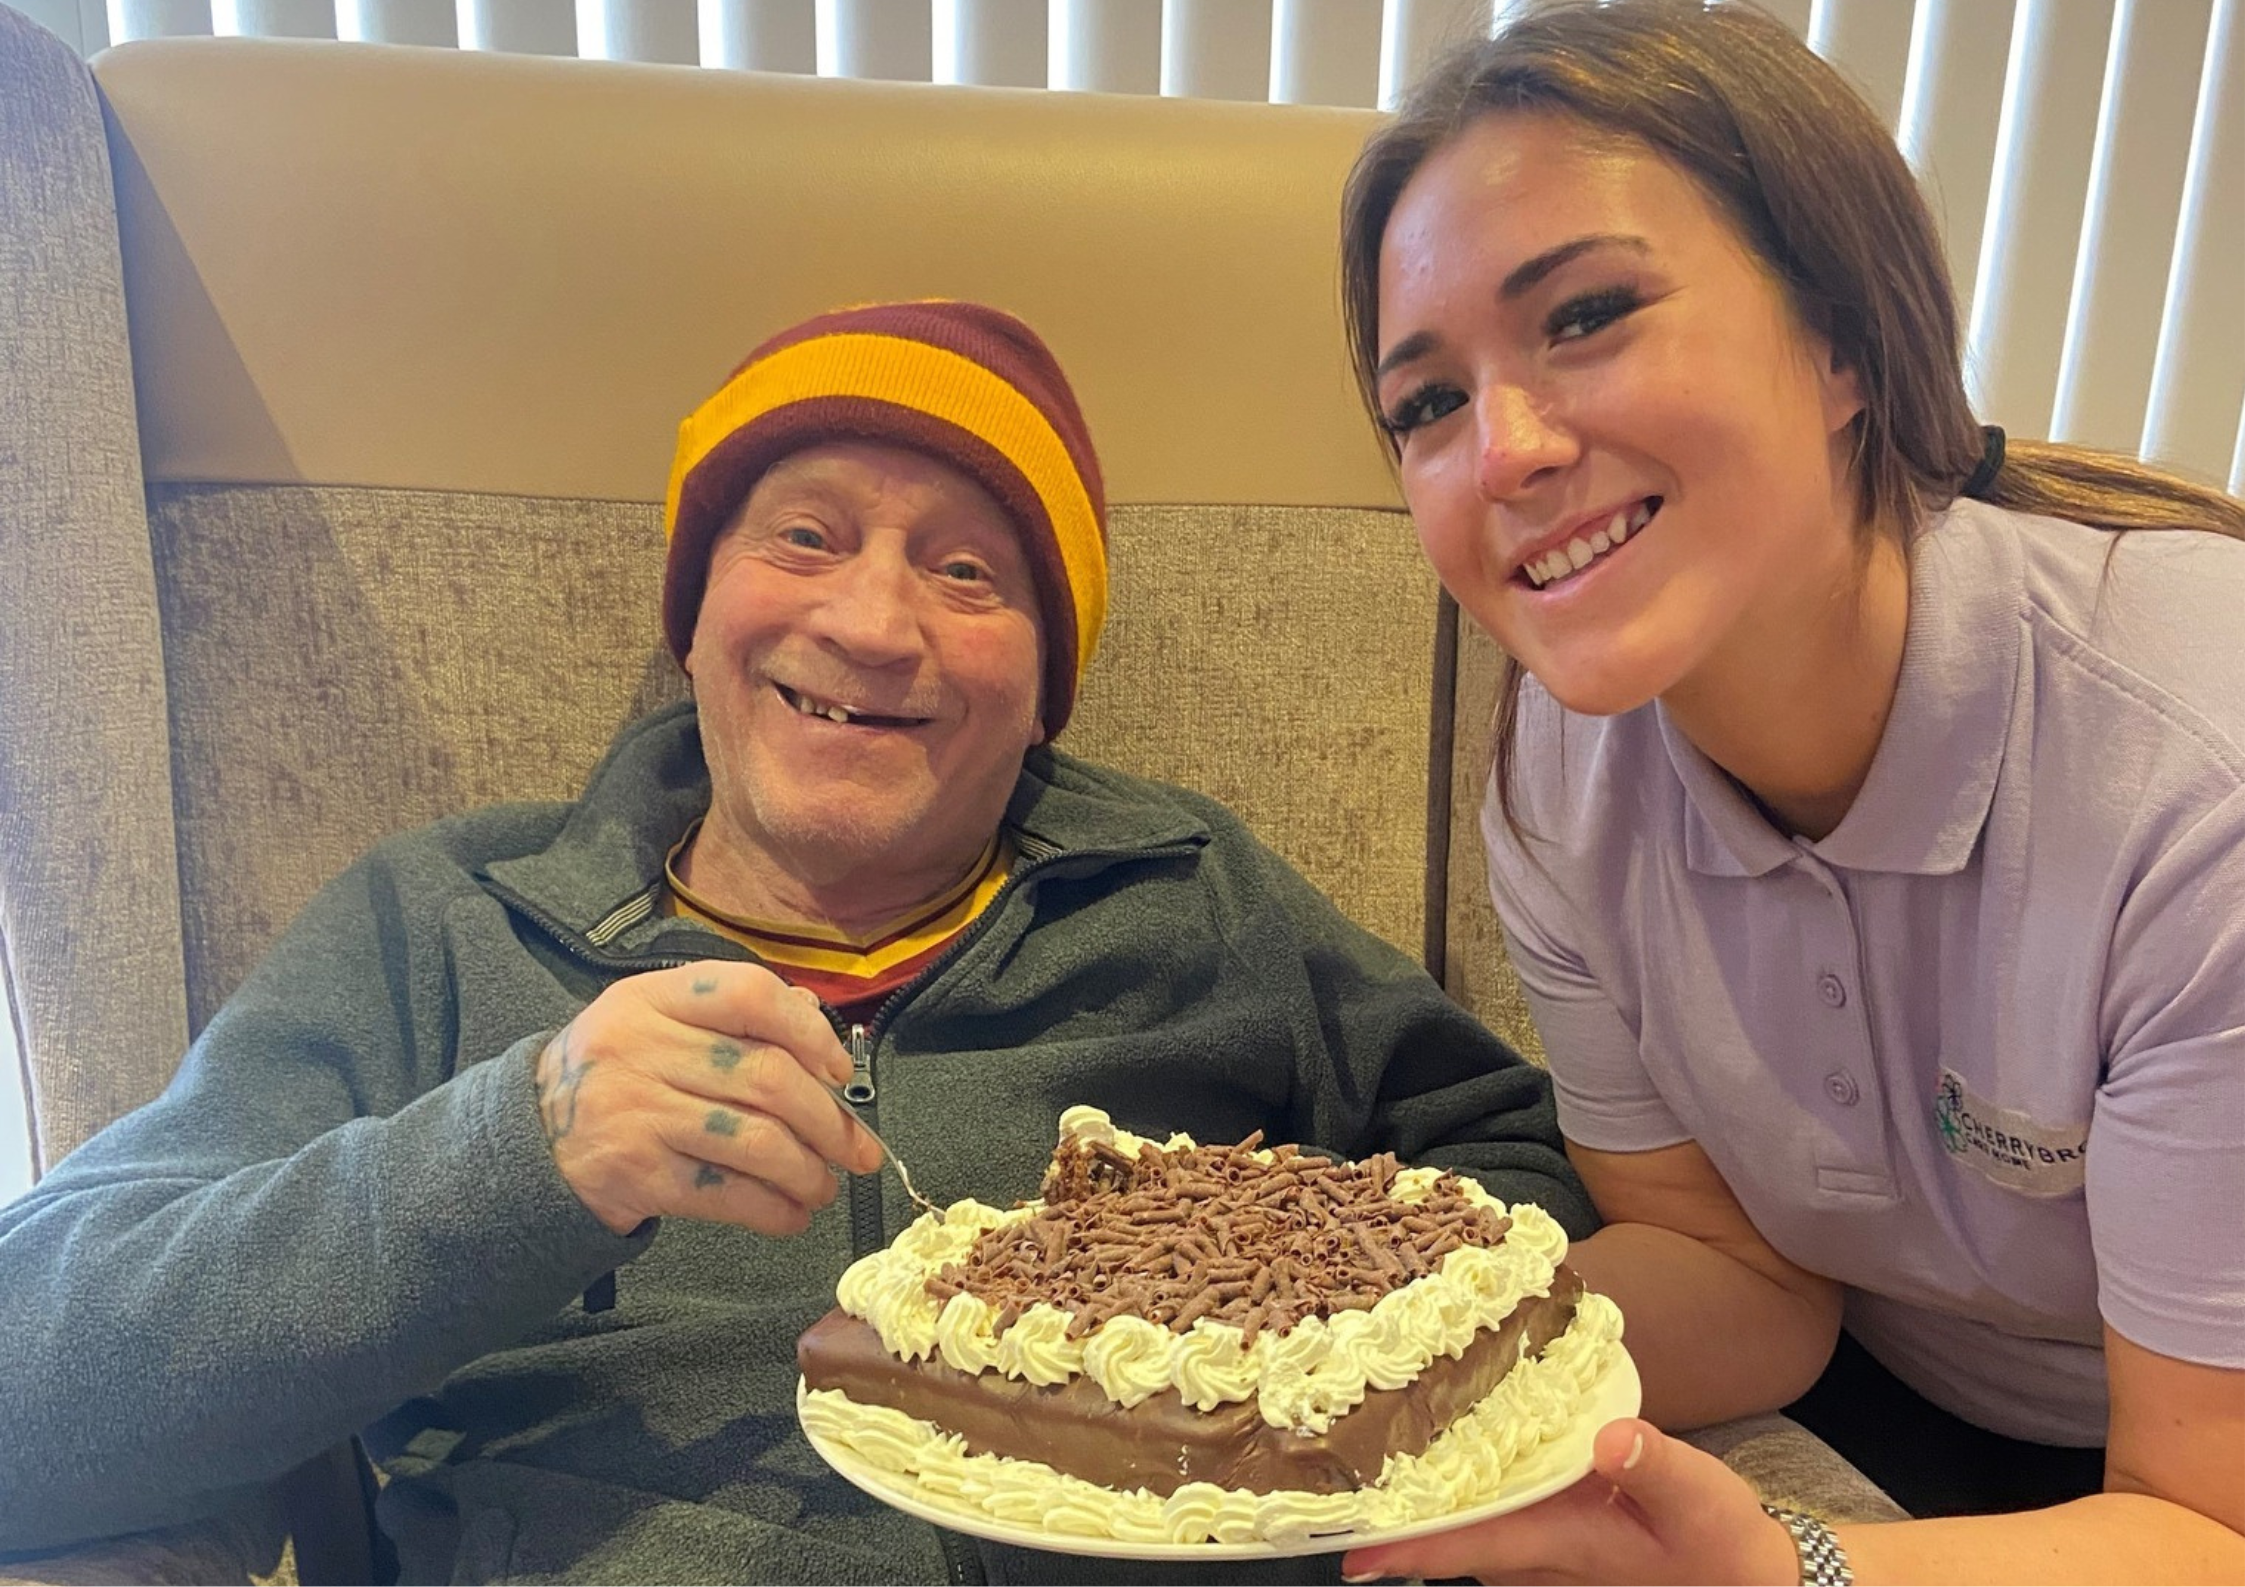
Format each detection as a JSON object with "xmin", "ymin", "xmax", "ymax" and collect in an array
[{"xmin": 798, "ymin": 1345, "xmax": 1641, "ymax": 1561}]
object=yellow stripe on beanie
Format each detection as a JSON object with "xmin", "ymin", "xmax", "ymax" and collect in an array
[{"xmin": 666, "ymin": 331, "xmax": 1106, "ymax": 667}]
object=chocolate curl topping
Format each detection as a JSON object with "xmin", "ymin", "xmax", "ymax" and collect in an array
[{"xmin": 935, "ymin": 1132, "xmax": 1513, "ymax": 1337}]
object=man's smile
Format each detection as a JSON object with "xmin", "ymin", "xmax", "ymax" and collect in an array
[{"xmin": 773, "ymin": 681, "xmax": 933, "ymax": 731}]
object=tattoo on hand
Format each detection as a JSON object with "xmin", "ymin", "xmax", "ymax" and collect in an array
[
  {"xmin": 709, "ymin": 1039, "xmax": 743, "ymax": 1071},
  {"xmin": 694, "ymin": 1164, "xmax": 726, "ymax": 1190},
  {"xmin": 536, "ymin": 1026, "xmax": 591, "ymax": 1144},
  {"xmin": 704, "ymin": 1107, "xmax": 740, "ymax": 1137},
  {"xmin": 692, "ymin": 975, "xmax": 718, "ymax": 995}
]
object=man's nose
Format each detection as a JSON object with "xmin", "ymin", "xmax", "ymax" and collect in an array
[
  {"xmin": 1474, "ymin": 384, "xmax": 1577, "ymax": 502},
  {"xmin": 813, "ymin": 547, "xmax": 925, "ymax": 666}
]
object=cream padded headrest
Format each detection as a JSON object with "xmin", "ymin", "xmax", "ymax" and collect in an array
[{"xmin": 94, "ymin": 39, "xmax": 1400, "ymax": 508}]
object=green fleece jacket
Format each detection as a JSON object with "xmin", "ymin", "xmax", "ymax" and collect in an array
[{"xmin": 0, "ymin": 702, "xmax": 1593, "ymax": 1584}]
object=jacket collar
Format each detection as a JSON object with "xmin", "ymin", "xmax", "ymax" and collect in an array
[
  {"xmin": 1004, "ymin": 745, "xmax": 1210, "ymax": 859},
  {"xmin": 482, "ymin": 702, "xmax": 1207, "ymax": 951},
  {"xmin": 1668, "ymin": 500, "xmax": 2023, "ymax": 879}
]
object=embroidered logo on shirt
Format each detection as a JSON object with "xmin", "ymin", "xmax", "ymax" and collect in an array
[{"xmin": 1933, "ymin": 1069, "xmax": 2087, "ymax": 1197}]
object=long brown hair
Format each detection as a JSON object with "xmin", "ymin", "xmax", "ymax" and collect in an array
[{"xmin": 1340, "ymin": 0, "xmax": 2245, "ymax": 837}]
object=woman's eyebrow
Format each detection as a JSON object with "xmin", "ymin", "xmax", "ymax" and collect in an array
[
  {"xmin": 1501, "ymin": 233, "xmax": 1650, "ymax": 299},
  {"xmin": 1375, "ymin": 330, "xmax": 1439, "ymax": 382}
]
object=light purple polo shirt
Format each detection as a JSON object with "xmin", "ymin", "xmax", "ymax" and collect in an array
[{"xmin": 1485, "ymin": 498, "xmax": 2245, "ymax": 1445}]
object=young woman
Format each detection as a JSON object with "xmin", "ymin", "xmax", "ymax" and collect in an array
[{"xmin": 1334, "ymin": 3, "xmax": 2245, "ymax": 1582}]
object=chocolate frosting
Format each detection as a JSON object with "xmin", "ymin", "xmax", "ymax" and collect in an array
[
  {"xmin": 944, "ymin": 1134, "xmax": 1512, "ymax": 1343},
  {"xmin": 800, "ymin": 1267, "xmax": 1583, "ymax": 1496}
]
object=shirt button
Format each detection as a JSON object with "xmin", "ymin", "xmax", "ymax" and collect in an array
[
  {"xmin": 1818, "ymin": 971, "xmax": 1848, "ymax": 1008},
  {"xmin": 1825, "ymin": 1070, "xmax": 1861, "ymax": 1107}
]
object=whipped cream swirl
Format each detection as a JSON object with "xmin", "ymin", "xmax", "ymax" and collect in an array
[{"xmin": 832, "ymin": 1108, "xmax": 1573, "ymax": 1432}]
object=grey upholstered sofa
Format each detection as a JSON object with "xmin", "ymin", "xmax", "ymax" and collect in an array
[{"xmin": 0, "ymin": 6, "xmax": 1904, "ymax": 1579}]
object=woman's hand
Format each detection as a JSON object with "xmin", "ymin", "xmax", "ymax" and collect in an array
[{"xmin": 1340, "ymin": 1419, "xmax": 1801, "ymax": 1585}]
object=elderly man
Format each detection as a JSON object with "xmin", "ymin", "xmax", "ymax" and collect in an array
[{"xmin": 0, "ymin": 302, "xmax": 1589, "ymax": 1584}]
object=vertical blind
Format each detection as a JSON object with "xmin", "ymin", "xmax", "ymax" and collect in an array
[{"xmin": 7, "ymin": 0, "xmax": 2237, "ymax": 489}]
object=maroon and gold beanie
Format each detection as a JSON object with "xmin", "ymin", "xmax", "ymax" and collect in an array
[{"xmin": 663, "ymin": 300, "xmax": 1108, "ymax": 741}]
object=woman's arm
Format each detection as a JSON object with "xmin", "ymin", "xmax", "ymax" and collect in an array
[
  {"xmin": 1474, "ymin": 741, "xmax": 1840, "ymax": 1410},
  {"xmin": 1838, "ymin": 1327, "xmax": 2245, "ymax": 1583},
  {"xmin": 1562, "ymin": 1138, "xmax": 1842, "ymax": 1430}
]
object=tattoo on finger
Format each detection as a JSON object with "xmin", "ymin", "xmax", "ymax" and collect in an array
[
  {"xmin": 704, "ymin": 1107, "xmax": 740, "ymax": 1137},
  {"xmin": 692, "ymin": 976, "xmax": 719, "ymax": 995},
  {"xmin": 709, "ymin": 1039, "xmax": 744, "ymax": 1071},
  {"xmin": 694, "ymin": 1164, "xmax": 726, "ymax": 1190}
]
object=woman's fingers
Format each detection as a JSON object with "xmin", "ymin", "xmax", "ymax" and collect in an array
[
  {"xmin": 1339, "ymin": 1421, "xmax": 1807, "ymax": 1585},
  {"xmin": 1590, "ymin": 1420, "xmax": 1803, "ymax": 1583},
  {"xmin": 1340, "ymin": 1473, "xmax": 1622, "ymax": 1583}
]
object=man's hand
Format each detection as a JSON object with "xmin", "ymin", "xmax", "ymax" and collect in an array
[
  {"xmin": 532, "ymin": 961, "xmax": 885, "ymax": 1236},
  {"xmin": 1339, "ymin": 1419, "xmax": 1800, "ymax": 1585}
]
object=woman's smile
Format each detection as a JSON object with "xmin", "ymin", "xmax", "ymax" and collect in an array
[{"xmin": 1517, "ymin": 498, "xmax": 1660, "ymax": 591}]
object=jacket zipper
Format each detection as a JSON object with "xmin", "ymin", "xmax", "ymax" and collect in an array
[
  {"xmin": 837, "ymin": 1032, "xmax": 973, "ymax": 1584},
  {"xmin": 844, "ymin": 1025, "xmax": 876, "ymax": 1104},
  {"xmin": 824, "ymin": 842, "xmax": 1189, "ymax": 1587},
  {"xmin": 842, "ymin": 1023, "xmax": 885, "ymax": 1269}
]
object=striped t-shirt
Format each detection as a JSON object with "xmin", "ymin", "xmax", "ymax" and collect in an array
[{"xmin": 664, "ymin": 824, "xmax": 1013, "ymax": 1021}]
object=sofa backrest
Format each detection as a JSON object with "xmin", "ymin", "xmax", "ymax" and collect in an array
[{"xmin": 2, "ymin": 29, "xmax": 1550, "ymax": 1168}]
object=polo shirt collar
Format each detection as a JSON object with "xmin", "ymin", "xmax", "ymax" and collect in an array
[
  {"xmin": 1662, "ymin": 708, "xmax": 1794, "ymax": 877},
  {"xmin": 1665, "ymin": 500, "xmax": 2021, "ymax": 879}
]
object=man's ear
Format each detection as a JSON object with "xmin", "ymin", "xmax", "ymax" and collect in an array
[
  {"xmin": 680, "ymin": 617, "xmax": 702, "ymax": 684},
  {"xmin": 1031, "ymin": 641, "xmax": 1048, "ymax": 746}
]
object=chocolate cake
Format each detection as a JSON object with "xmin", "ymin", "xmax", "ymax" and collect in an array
[{"xmin": 798, "ymin": 1107, "xmax": 1624, "ymax": 1546}]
